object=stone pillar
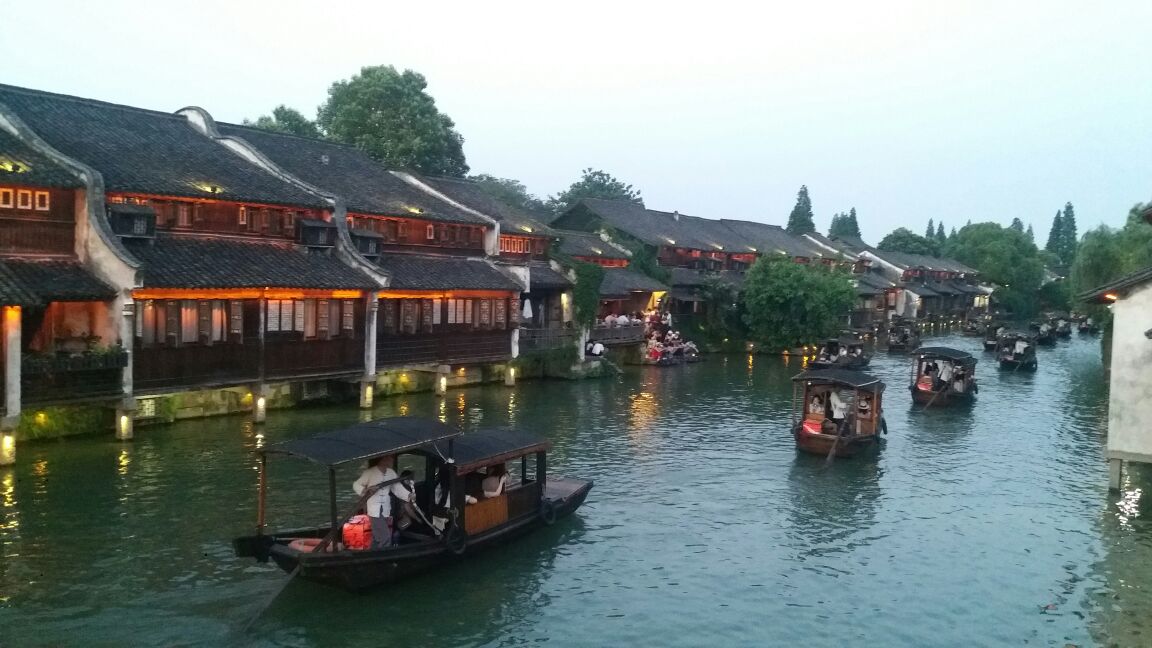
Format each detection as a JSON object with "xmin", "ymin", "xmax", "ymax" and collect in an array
[
  {"xmin": 119, "ymin": 299, "xmax": 135, "ymax": 402},
  {"xmin": 504, "ymin": 365, "xmax": 516, "ymax": 387},
  {"xmin": 252, "ymin": 384, "xmax": 267, "ymax": 424},
  {"xmin": 2, "ymin": 306, "xmax": 22, "ymax": 466},
  {"xmin": 361, "ymin": 294, "xmax": 378, "ymax": 410},
  {"xmin": 115, "ymin": 408, "xmax": 134, "ymax": 441},
  {"xmin": 1109, "ymin": 457, "xmax": 1124, "ymax": 491},
  {"xmin": 435, "ymin": 365, "xmax": 449, "ymax": 397}
]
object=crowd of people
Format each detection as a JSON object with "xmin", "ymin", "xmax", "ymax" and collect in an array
[
  {"xmin": 586, "ymin": 310, "xmax": 699, "ymax": 364},
  {"xmin": 806, "ymin": 388, "xmax": 875, "ymax": 436}
]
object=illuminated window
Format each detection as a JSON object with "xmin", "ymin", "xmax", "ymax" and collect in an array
[
  {"xmin": 229, "ymin": 301, "xmax": 243, "ymax": 335},
  {"xmin": 238, "ymin": 206, "xmax": 247, "ymax": 226},
  {"xmin": 132, "ymin": 216, "xmax": 148, "ymax": 235},
  {"xmin": 34, "ymin": 191, "xmax": 49, "ymax": 211},
  {"xmin": 317, "ymin": 299, "xmax": 329, "ymax": 336},
  {"xmin": 342, "ymin": 301, "xmax": 354, "ymax": 330},
  {"xmin": 177, "ymin": 204, "xmax": 191, "ymax": 227},
  {"xmin": 0, "ymin": 188, "xmax": 12, "ymax": 208},
  {"xmin": 426, "ymin": 224, "xmax": 435, "ymax": 240},
  {"xmin": 16, "ymin": 190, "xmax": 32, "ymax": 210}
]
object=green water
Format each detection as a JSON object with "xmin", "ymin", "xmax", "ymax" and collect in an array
[{"xmin": 2, "ymin": 334, "xmax": 1149, "ymax": 647}]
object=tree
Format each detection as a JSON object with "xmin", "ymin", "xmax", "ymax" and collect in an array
[
  {"xmin": 785, "ymin": 185, "xmax": 815, "ymax": 235},
  {"xmin": 468, "ymin": 174, "xmax": 547, "ymax": 212},
  {"xmin": 1060, "ymin": 202, "xmax": 1078, "ymax": 265},
  {"xmin": 877, "ymin": 227, "xmax": 940, "ymax": 256},
  {"xmin": 318, "ymin": 65, "xmax": 469, "ymax": 176},
  {"xmin": 546, "ymin": 168, "xmax": 642, "ymax": 215},
  {"xmin": 742, "ymin": 257, "xmax": 856, "ymax": 350},
  {"xmin": 1045, "ymin": 210, "xmax": 1063, "ymax": 256},
  {"xmin": 1010, "ymin": 218, "xmax": 1024, "ymax": 233},
  {"xmin": 243, "ymin": 105, "xmax": 322, "ymax": 138},
  {"xmin": 828, "ymin": 208, "xmax": 861, "ymax": 238},
  {"xmin": 1068, "ymin": 204, "xmax": 1152, "ymax": 318},
  {"xmin": 944, "ymin": 222, "xmax": 1045, "ymax": 316},
  {"xmin": 935, "ymin": 222, "xmax": 946, "ymax": 244},
  {"xmin": 925, "ymin": 218, "xmax": 935, "ymax": 239},
  {"xmin": 1026, "ymin": 223, "xmax": 1034, "ymax": 243},
  {"xmin": 948, "ymin": 227, "xmax": 957, "ymax": 241}
]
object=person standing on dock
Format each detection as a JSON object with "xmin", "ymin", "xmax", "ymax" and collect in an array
[{"xmin": 353, "ymin": 456, "xmax": 414, "ymax": 549}]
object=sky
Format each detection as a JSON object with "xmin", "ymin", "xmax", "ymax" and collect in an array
[{"xmin": 2, "ymin": 0, "xmax": 1150, "ymax": 241}]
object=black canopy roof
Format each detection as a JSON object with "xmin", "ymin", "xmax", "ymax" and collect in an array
[
  {"xmin": 265, "ymin": 417, "xmax": 461, "ymax": 467},
  {"xmin": 433, "ymin": 427, "xmax": 551, "ymax": 472},
  {"xmin": 792, "ymin": 369, "xmax": 886, "ymax": 393},
  {"xmin": 913, "ymin": 346, "xmax": 976, "ymax": 363}
]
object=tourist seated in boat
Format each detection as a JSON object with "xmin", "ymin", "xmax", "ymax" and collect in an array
[
  {"xmin": 857, "ymin": 394, "xmax": 873, "ymax": 419},
  {"xmin": 482, "ymin": 464, "xmax": 509, "ymax": 498},
  {"xmin": 808, "ymin": 391, "xmax": 826, "ymax": 416},
  {"xmin": 586, "ymin": 340, "xmax": 606, "ymax": 357},
  {"xmin": 352, "ymin": 455, "xmax": 414, "ymax": 549},
  {"xmin": 1014, "ymin": 338, "xmax": 1029, "ymax": 355}
]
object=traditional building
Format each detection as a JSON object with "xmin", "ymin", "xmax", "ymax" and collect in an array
[
  {"xmin": 0, "ymin": 84, "xmax": 385, "ymax": 435},
  {"xmin": 1083, "ymin": 264, "xmax": 1152, "ymax": 489},
  {"xmin": 197, "ymin": 120, "xmax": 524, "ymax": 392}
]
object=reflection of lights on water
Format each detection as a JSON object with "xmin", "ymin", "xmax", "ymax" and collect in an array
[
  {"xmin": 117, "ymin": 449, "xmax": 131, "ymax": 477},
  {"xmin": 629, "ymin": 391, "xmax": 658, "ymax": 435},
  {"xmin": 1117, "ymin": 487, "xmax": 1142, "ymax": 528},
  {"xmin": 399, "ymin": 401, "xmax": 410, "ymax": 417},
  {"xmin": 255, "ymin": 433, "xmax": 265, "ymax": 450},
  {"xmin": 782, "ymin": 353, "xmax": 790, "ymax": 367},
  {"xmin": 507, "ymin": 393, "xmax": 517, "ymax": 425},
  {"xmin": 747, "ymin": 354, "xmax": 754, "ymax": 369},
  {"xmin": 457, "ymin": 393, "xmax": 466, "ymax": 412},
  {"xmin": 438, "ymin": 399, "xmax": 447, "ymax": 423},
  {"xmin": 801, "ymin": 356, "xmax": 810, "ymax": 369},
  {"xmin": 2, "ymin": 470, "xmax": 18, "ymax": 536},
  {"xmin": 32, "ymin": 459, "xmax": 48, "ymax": 478}
]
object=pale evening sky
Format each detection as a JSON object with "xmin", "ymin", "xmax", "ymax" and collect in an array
[{"xmin": 2, "ymin": 0, "xmax": 1150, "ymax": 241}]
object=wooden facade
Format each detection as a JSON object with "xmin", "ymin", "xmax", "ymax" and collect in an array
[
  {"xmin": 498, "ymin": 234, "xmax": 549, "ymax": 261},
  {"xmin": 347, "ymin": 213, "xmax": 486, "ymax": 254},
  {"xmin": 0, "ymin": 185, "xmax": 76, "ymax": 256},
  {"xmin": 377, "ymin": 295, "xmax": 516, "ymax": 367},
  {"xmin": 108, "ymin": 193, "xmax": 321, "ymax": 239}
]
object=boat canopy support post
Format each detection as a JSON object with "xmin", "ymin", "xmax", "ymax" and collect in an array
[
  {"xmin": 537, "ymin": 451, "xmax": 547, "ymax": 489},
  {"xmin": 328, "ymin": 468, "xmax": 338, "ymax": 538},
  {"xmin": 1109, "ymin": 458, "xmax": 1124, "ymax": 491},
  {"xmin": 256, "ymin": 453, "xmax": 267, "ymax": 535}
]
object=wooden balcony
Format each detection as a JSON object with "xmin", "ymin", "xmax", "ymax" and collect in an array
[
  {"xmin": 590, "ymin": 324, "xmax": 646, "ymax": 346},
  {"xmin": 134, "ymin": 342, "xmax": 261, "ymax": 392},
  {"xmin": 0, "ymin": 218, "xmax": 74, "ymax": 255},
  {"xmin": 22, "ymin": 348, "xmax": 128, "ymax": 405},
  {"xmin": 519, "ymin": 327, "xmax": 579, "ymax": 353},
  {"xmin": 265, "ymin": 337, "xmax": 363, "ymax": 379},
  {"xmin": 377, "ymin": 330, "xmax": 512, "ymax": 368}
]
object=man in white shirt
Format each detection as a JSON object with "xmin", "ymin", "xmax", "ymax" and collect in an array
[
  {"xmin": 937, "ymin": 362, "xmax": 954, "ymax": 389},
  {"xmin": 352, "ymin": 456, "xmax": 413, "ymax": 549}
]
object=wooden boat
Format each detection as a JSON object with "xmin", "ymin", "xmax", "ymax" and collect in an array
[
  {"xmin": 1052, "ymin": 319, "xmax": 1072, "ymax": 339},
  {"xmin": 886, "ymin": 324, "xmax": 920, "ymax": 352},
  {"xmin": 232, "ymin": 417, "xmax": 592, "ymax": 592},
  {"xmin": 982, "ymin": 324, "xmax": 1003, "ymax": 352},
  {"xmin": 811, "ymin": 338, "xmax": 871, "ymax": 370},
  {"xmin": 1077, "ymin": 320, "xmax": 1100, "ymax": 335},
  {"xmin": 960, "ymin": 322, "xmax": 984, "ymax": 337},
  {"xmin": 908, "ymin": 346, "xmax": 978, "ymax": 406},
  {"xmin": 996, "ymin": 332, "xmax": 1037, "ymax": 371},
  {"xmin": 791, "ymin": 369, "xmax": 887, "ymax": 458},
  {"xmin": 1029, "ymin": 321, "xmax": 1057, "ymax": 346}
]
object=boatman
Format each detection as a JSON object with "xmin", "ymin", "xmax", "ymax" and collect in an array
[{"xmin": 353, "ymin": 456, "xmax": 414, "ymax": 549}]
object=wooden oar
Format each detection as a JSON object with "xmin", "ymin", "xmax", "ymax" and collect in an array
[{"xmin": 922, "ymin": 383, "xmax": 946, "ymax": 411}]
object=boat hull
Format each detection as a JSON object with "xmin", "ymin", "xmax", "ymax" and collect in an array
[
  {"xmin": 793, "ymin": 425, "xmax": 876, "ymax": 458},
  {"xmin": 245, "ymin": 478, "xmax": 592, "ymax": 592},
  {"xmin": 909, "ymin": 384, "xmax": 975, "ymax": 406},
  {"xmin": 998, "ymin": 357, "xmax": 1037, "ymax": 371},
  {"xmin": 810, "ymin": 357, "xmax": 871, "ymax": 371}
]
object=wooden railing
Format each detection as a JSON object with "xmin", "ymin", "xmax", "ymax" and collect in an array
[
  {"xmin": 377, "ymin": 330, "xmax": 512, "ymax": 367},
  {"xmin": 590, "ymin": 325, "xmax": 646, "ymax": 346},
  {"xmin": 519, "ymin": 327, "xmax": 579, "ymax": 352},
  {"xmin": 134, "ymin": 342, "xmax": 261, "ymax": 392},
  {"xmin": 22, "ymin": 348, "xmax": 128, "ymax": 404}
]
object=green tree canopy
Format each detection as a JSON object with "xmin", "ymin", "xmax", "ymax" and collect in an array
[
  {"xmin": 468, "ymin": 174, "xmax": 547, "ymax": 212},
  {"xmin": 925, "ymin": 218, "xmax": 935, "ymax": 239},
  {"xmin": 828, "ymin": 208, "xmax": 861, "ymax": 238},
  {"xmin": 1045, "ymin": 210, "xmax": 1063, "ymax": 256},
  {"xmin": 1009, "ymin": 217, "xmax": 1024, "ymax": 233},
  {"xmin": 785, "ymin": 185, "xmax": 815, "ymax": 235},
  {"xmin": 243, "ymin": 105, "xmax": 321, "ymax": 138},
  {"xmin": 547, "ymin": 168, "xmax": 642, "ymax": 215},
  {"xmin": 935, "ymin": 222, "xmax": 946, "ymax": 243},
  {"xmin": 1068, "ymin": 204, "xmax": 1152, "ymax": 317},
  {"xmin": 1059, "ymin": 202, "xmax": 1078, "ymax": 265},
  {"xmin": 944, "ymin": 222, "xmax": 1045, "ymax": 316},
  {"xmin": 1025, "ymin": 223, "xmax": 1034, "ymax": 242},
  {"xmin": 877, "ymin": 227, "xmax": 940, "ymax": 256},
  {"xmin": 318, "ymin": 65, "xmax": 469, "ymax": 176},
  {"xmin": 742, "ymin": 258, "xmax": 856, "ymax": 350}
]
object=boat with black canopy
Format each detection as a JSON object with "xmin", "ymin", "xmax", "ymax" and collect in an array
[
  {"xmin": 982, "ymin": 322, "xmax": 1004, "ymax": 352},
  {"xmin": 886, "ymin": 321, "xmax": 920, "ymax": 353},
  {"xmin": 811, "ymin": 337, "xmax": 871, "ymax": 370},
  {"xmin": 997, "ymin": 331, "xmax": 1038, "ymax": 371},
  {"xmin": 1029, "ymin": 321, "xmax": 1057, "ymax": 346},
  {"xmin": 232, "ymin": 417, "xmax": 593, "ymax": 591},
  {"xmin": 909, "ymin": 346, "xmax": 978, "ymax": 406},
  {"xmin": 791, "ymin": 369, "xmax": 887, "ymax": 458}
]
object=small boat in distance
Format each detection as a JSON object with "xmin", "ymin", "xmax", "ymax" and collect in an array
[
  {"xmin": 1077, "ymin": 317, "xmax": 1100, "ymax": 335},
  {"xmin": 997, "ymin": 332, "xmax": 1038, "ymax": 371},
  {"xmin": 1030, "ymin": 321, "xmax": 1057, "ymax": 346},
  {"xmin": 811, "ymin": 337, "xmax": 871, "ymax": 370},
  {"xmin": 982, "ymin": 322, "xmax": 1004, "ymax": 352},
  {"xmin": 232, "ymin": 417, "xmax": 592, "ymax": 592},
  {"xmin": 909, "ymin": 347, "xmax": 978, "ymax": 406},
  {"xmin": 887, "ymin": 322, "xmax": 920, "ymax": 352},
  {"xmin": 791, "ymin": 369, "xmax": 887, "ymax": 458}
]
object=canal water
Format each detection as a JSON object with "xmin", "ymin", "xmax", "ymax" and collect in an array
[{"xmin": 2, "ymin": 334, "xmax": 1149, "ymax": 647}]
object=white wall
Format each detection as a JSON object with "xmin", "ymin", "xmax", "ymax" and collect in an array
[{"xmin": 1108, "ymin": 283, "xmax": 1152, "ymax": 462}]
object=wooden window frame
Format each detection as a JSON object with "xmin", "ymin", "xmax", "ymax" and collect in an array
[
  {"xmin": 426, "ymin": 224, "xmax": 435, "ymax": 240},
  {"xmin": 238, "ymin": 206, "xmax": 248, "ymax": 226},
  {"xmin": 34, "ymin": 191, "xmax": 49, "ymax": 211},
  {"xmin": 177, "ymin": 204, "xmax": 191, "ymax": 228},
  {"xmin": 0, "ymin": 188, "xmax": 13, "ymax": 208},
  {"xmin": 16, "ymin": 190, "xmax": 32, "ymax": 210}
]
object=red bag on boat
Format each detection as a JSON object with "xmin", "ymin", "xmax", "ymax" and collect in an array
[{"xmin": 342, "ymin": 514, "xmax": 372, "ymax": 550}]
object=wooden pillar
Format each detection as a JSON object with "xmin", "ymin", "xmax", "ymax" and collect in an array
[
  {"xmin": 361, "ymin": 294, "xmax": 378, "ymax": 410},
  {"xmin": 2, "ymin": 306, "xmax": 21, "ymax": 466}
]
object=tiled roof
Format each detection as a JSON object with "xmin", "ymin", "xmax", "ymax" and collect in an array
[
  {"xmin": 1081, "ymin": 265, "xmax": 1152, "ymax": 303},
  {"xmin": 0, "ymin": 129, "xmax": 82, "ymax": 188},
  {"xmin": 0, "ymin": 258, "xmax": 115, "ymax": 305},
  {"xmin": 415, "ymin": 175, "xmax": 555, "ymax": 235},
  {"xmin": 557, "ymin": 230, "xmax": 630, "ymax": 260},
  {"xmin": 599, "ymin": 267, "xmax": 668, "ymax": 297},
  {"xmin": 374, "ymin": 254, "xmax": 521, "ymax": 291},
  {"xmin": 528, "ymin": 261, "xmax": 572, "ymax": 291},
  {"xmin": 216, "ymin": 123, "xmax": 486, "ymax": 225},
  {"xmin": 124, "ymin": 235, "xmax": 380, "ymax": 289},
  {"xmin": 0, "ymin": 85, "xmax": 326, "ymax": 208},
  {"xmin": 719, "ymin": 220, "xmax": 826, "ymax": 258}
]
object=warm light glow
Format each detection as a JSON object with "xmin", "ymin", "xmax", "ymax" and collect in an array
[
  {"xmin": 0, "ymin": 160, "xmax": 28, "ymax": 174},
  {"xmin": 117, "ymin": 449, "xmax": 131, "ymax": 477},
  {"xmin": 132, "ymin": 288, "xmax": 361, "ymax": 300},
  {"xmin": 118, "ymin": 415, "xmax": 130, "ymax": 436},
  {"xmin": 34, "ymin": 412, "xmax": 46, "ymax": 426},
  {"xmin": 195, "ymin": 183, "xmax": 223, "ymax": 195},
  {"xmin": 377, "ymin": 289, "xmax": 513, "ymax": 299},
  {"xmin": 457, "ymin": 367, "xmax": 466, "ymax": 376},
  {"xmin": 520, "ymin": 225, "xmax": 533, "ymax": 233},
  {"xmin": 1104, "ymin": 293, "xmax": 1119, "ymax": 302},
  {"xmin": 666, "ymin": 238, "xmax": 676, "ymax": 245},
  {"xmin": 405, "ymin": 206, "xmax": 422, "ymax": 214},
  {"xmin": 0, "ymin": 434, "xmax": 14, "ymax": 465},
  {"xmin": 362, "ymin": 384, "xmax": 374, "ymax": 408},
  {"xmin": 509, "ymin": 367, "xmax": 516, "ymax": 380},
  {"xmin": 438, "ymin": 376, "xmax": 447, "ymax": 392},
  {"xmin": 399, "ymin": 373, "xmax": 409, "ymax": 383}
]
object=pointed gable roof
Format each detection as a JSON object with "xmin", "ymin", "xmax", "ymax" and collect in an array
[
  {"xmin": 0, "ymin": 129, "xmax": 82, "ymax": 188},
  {"xmin": 413, "ymin": 175, "xmax": 554, "ymax": 235},
  {"xmin": 0, "ymin": 84, "xmax": 326, "ymax": 208}
]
